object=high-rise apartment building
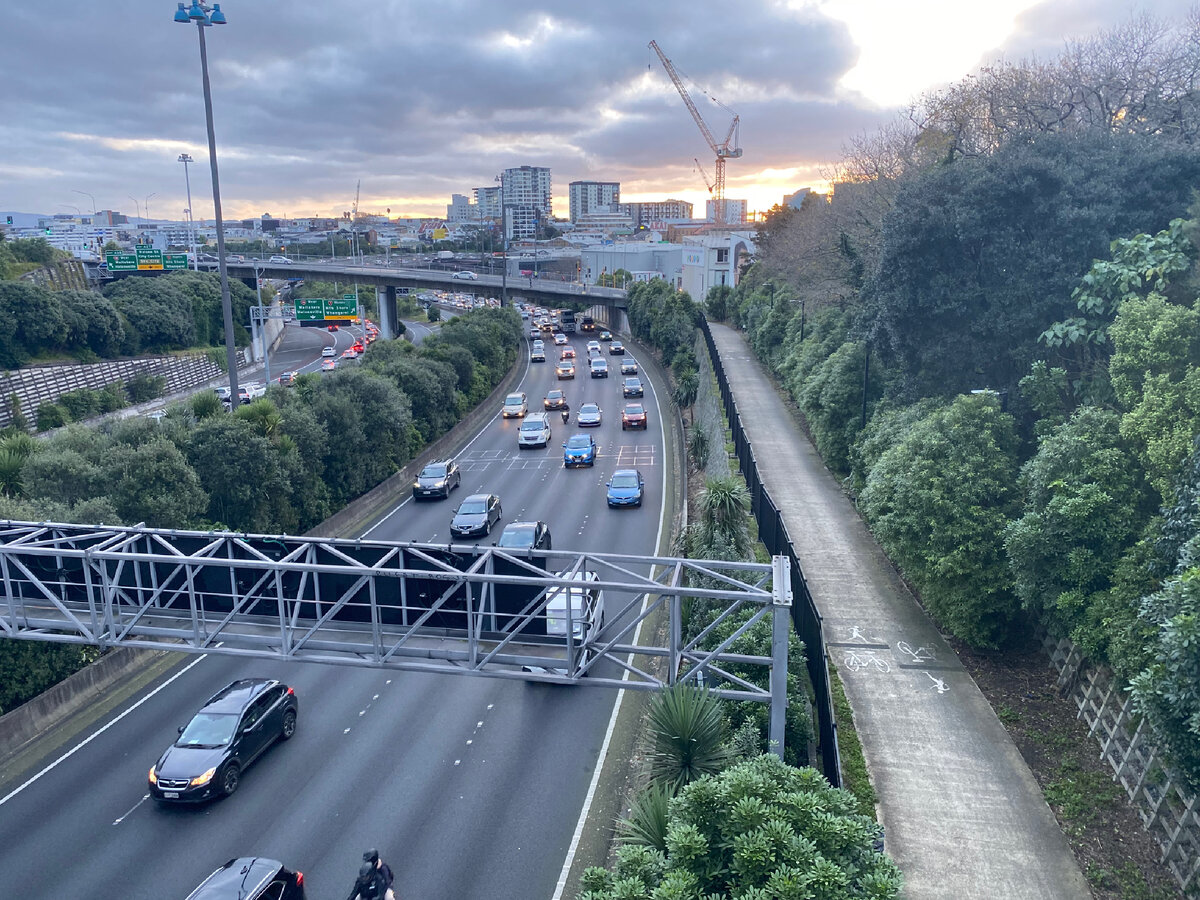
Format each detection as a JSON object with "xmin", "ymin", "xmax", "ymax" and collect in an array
[
  {"xmin": 473, "ymin": 186, "xmax": 501, "ymax": 219},
  {"xmin": 447, "ymin": 193, "xmax": 473, "ymax": 223},
  {"xmin": 568, "ymin": 181, "xmax": 620, "ymax": 223},
  {"xmin": 707, "ymin": 198, "xmax": 747, "ymax": 224},
  {"xmin": 501, "ymin": 166, "xmax": 552, "ymax": 240}
]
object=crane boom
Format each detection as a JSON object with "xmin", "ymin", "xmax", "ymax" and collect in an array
[
  {"xmin": 649, "ymin": 39, "xmax": 720, "ymax": 155},
  {"xmin": 649, "ymin": 39, "xmax": 742, "ymax": 224}
]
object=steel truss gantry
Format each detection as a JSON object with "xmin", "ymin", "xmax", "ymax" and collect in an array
[{"xmin": 0, "ymin": 520, "xmax": 794, "ymax": 753}]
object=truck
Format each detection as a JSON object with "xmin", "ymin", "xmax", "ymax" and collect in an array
[
  {"xmin": 580, "ymin": 315, "xmax": 595, "ymax": 332},
  {"xmin": 559, "ymin": 309, "xmax": 577, "ymax": 333},
  {"xmin": 437, "ymin": 250, "xmax": 455, "ymax": 260}
]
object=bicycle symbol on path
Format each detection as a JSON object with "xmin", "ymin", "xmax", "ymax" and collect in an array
[{"xmin": 843, "ymin": 649, "xmax": 891, "ymax": 674}]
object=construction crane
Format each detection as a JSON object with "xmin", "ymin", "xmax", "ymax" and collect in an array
[
  {"xmin": 694, "ymin": 158, "xmax": 715, "ymax": 196},
  {"xmin": 350, "ymin": 180, "xmax": 362, "ymax": 262},
  {"xmin": 649, "ymin": 39, "xmax": 742, "ymax": 224}
]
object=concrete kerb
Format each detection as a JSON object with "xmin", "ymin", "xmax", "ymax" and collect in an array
[{"xmin": 0, "ymin": 645, "xmax": 169, "ymax": 766}]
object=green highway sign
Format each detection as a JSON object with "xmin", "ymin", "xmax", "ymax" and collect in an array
[
  {"xmin": 105, "ymin": 252, "xmax": 138, "ymax": 272},
  {"xmin": 326, "ymin": 296, "xmax": 357, "ymax": 319},
  {"xmin": 294, "ymin": 297, "xmax": 357, "ymax": 322},
  {"xmin": 163, "ymin": 253, "xmax": 189, "ymax": 270},
  {"xmin": 135, "ymin": 246, "xmax": 163, "ymax": 270}
]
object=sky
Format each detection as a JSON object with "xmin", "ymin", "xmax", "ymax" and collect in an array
[{"xmin": 1, "ymin": 1, "xmax": 1194, "ymax": 223}]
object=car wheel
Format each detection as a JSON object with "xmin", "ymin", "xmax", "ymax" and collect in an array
[
  {"xmin": 281, "ymin": 709, "xmax": 297, "ymax": 740},
  {"xmin": 220, "ymin": 763, "xmax": 241, "ymax": 796}
]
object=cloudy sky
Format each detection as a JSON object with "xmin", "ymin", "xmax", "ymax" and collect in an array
[{"xmin": 1, "ymin": 1, "xmax": 1193, "ymax": 223}]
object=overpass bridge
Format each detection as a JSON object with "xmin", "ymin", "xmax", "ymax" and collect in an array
[
  {"xmin": 196, "ymin": 260, "xmax": 628, "ymax": 339},
  {"xmin": 0, "ymin": 519, "xmax": 793, "ymax": 754}
]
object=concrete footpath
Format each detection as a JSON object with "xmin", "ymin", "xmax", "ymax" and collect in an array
[{"xmin": 707, "ymin": 323, "xmax": 1090, "ymax": 900}]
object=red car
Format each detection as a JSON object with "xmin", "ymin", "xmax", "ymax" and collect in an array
[
  {"xmin": 352, "ymin": 341, "xmax": 365, "ymax": 353},
  {"xmin": 622, "ymin": 403, "xmax": 648, "ymax": 430}
]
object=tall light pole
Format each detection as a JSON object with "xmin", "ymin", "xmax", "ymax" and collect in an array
[
  {"xmin": 128, "ymin": 196, "xmax": 142, "ymax": 225},
  {"xmin": 179, "ymin": 152, "xmax": 198, "ymax": 269},
  {"xmin": 175, "ymin": 0, "xmax": 238, "ymax": 405},
  {"xmin": 495, "ymin": 173, "xmax": 508, "ymax": 305},
  {"xmin": 144, "ymin": 192, "xmax": 157, "ymax": 224},
  {"xmin": 72, "ymin": 190, "xmax": 96, "ymax": 216}
]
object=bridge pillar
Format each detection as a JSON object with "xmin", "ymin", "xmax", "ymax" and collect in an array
[{"xmin": 380, "ymin": 285, "xmax": 398, "ymax": 340}]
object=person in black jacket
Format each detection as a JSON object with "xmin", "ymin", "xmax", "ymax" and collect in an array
[
  {"xmin": 363, "ymin": 848, "xmax": 396, "ymax": 900},
  {"xmin": 346, "ymin": 861, "xmax": 387, "ymax": 900}
]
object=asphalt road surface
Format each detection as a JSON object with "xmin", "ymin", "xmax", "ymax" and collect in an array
[{"xmin": 0, "ymin": 328, "xmax": 666, "ymax": 900}]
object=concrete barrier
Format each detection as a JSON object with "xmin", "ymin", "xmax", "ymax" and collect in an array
[{"xmin": 0, "ymin": 646, "xmax": 168, "ymax": 763}]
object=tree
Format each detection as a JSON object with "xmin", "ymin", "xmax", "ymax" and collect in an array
[
  {"xmin": 1004, "ymin": 406, "xmax": 1156, "ymax": 657},
  {"xmin": 21, "ymin": 447, "xmax": 103, "ymax": 506},
  {"xmin": 103, "ymin": 438, "xmax": 208, "ymax": 527},
  {"xmin": 859, "ymin": 394, "xmax": 1021, "ymax": 647},
  {"xmin": 0, "ymin": 282, "xmax": 66, "ymax": 367},
  {"xmin": 579, "ymin": 755, "xmax": 900, "ymax": 900},
  {"xmin": 103, "ymin": 276, "xmax": 195, "ymax": 352},
  {"xmin": 696, "ymin": 476, "xmax": 751, "ymax": 558},
  {"xmin": 673, "ymin": 371, "xmax": 699, "ymax": 424},
  {"xmin": 186, "ymin": 417, "xmax": 289, "ymax": 530},
  {"xmin": 705, "ymin": 284, "xmax": 733, "ymax": 322}
]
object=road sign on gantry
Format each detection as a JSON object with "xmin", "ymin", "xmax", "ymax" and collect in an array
[
  {"xmin": 294, "ymin": 298, "xmax": 326, "ymax": 322},
  {"xmin": 105, "ymin": 252, "xmax": 138, "ymax": 272},
  {"xmin": 325, "ymin": 296, "xmax": 357, "ymax": 319}
]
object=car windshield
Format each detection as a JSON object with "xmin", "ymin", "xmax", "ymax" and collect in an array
[
  {"xmin": 626, "ymin": 405, "xmax": 644, "ymax": 415},
  {"xmin": 421, "ymin": 464, "xmax": 447, "ymax": 478},
  {"xmin": 612, "ymin": 473, "xmax": 640, "ymax": 489},
  {"xmin": 177, "ymin": 712, "xmax": 239, "ymax": 748},
  {"xmin": 459, "ymin": 499, "xmax": 487, "ymax": 514},
  {"xmin": 581, "ymin": 403, "xmax": 599, "ymax": 414},
  {"xmin": 547, "ymin": 391, "xmax": 562, "ymax": 399},
  {"xmin": 566, "ymin": 435, "xmax": 591, "ymax": 449},
  {"xmin": 505, "ymin": 394, "xmax": 523, "ymax": 405},
  {"xmin": 497, "ymin": 527, "xmax": 534, "ymax": 548}
]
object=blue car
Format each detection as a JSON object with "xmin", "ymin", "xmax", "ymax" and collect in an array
[
  {"xmin": 563, "ymin": 433, "xmax": 597, "ymax": 468},
  {"xmin": 606, "ymin": 469, "xmax": 644, "ymax": 508}
]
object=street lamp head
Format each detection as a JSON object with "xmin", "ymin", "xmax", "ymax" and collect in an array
[
  {"xmin": 178, "ymin": 153, "xmax": 194, "ymax": 164},
  {"xmin": 186, "ymin": 1, "xmax": 208, "ymax": 23},
  {"xmin": 174, "ymin": 2, "xmax": 190, "ymax": 22},
  {"xmin": 209, "ymin": 3, "xmax": 227, "ymax": 24}
]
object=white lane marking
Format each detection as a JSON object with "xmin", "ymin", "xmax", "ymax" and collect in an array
[
  {"xmin": 363, "ymin": 349, "xmax": 534, "ymax": 538},
  {"xmin": 113, "ymin": 793, "xmax": 150, "ymax": 825},
  {"xmin": 552, "ymin": 348, "xmax": 672, "ymax": 900},
  {"xmin": 0, "ymin": 651, "xmax": 212, "ymax": 809}
]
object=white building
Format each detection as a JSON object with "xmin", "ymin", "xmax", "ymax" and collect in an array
[
  {"xmin": 568, "ymin": 181, "xmax": 619, "ymax": 223},
  {"xmin": 706, "ymin": 198, "xmax": 747, "ymax": 224},
  {"xmin": 502, "ymin": 165, "xmax": 552, "ymax": 240},
  {"xmin": 679, "ymin": 231, "xmax": 756, "ymax": 299},
  {"xmin": 566, "ymin": 209, "xmax": 634, "ymax": 244},
  {"xmin": 580, "ymin": 241, "xmax": 685, "ymax": 287},
  {"xmin": 473, "ymin": 186, "xmax": 502, "ymax": 219},
  {"xmin": 617, "ymin": 199, "xmax": 694, "ymax": 229},
  {"xmin": 446, "ymin": 193, "xmax": 473, "ymax": 223}
]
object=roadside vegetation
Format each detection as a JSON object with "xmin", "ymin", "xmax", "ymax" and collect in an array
[
  {"xmin": 696, "ymin": 12, "xmax": 1200, "ymax": 896},
  {"xmin": 0, "ymin": 305, "xmax": 521, "ymax": 712}
]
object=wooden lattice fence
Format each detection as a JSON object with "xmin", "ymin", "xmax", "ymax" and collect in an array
[{"xmin": 1046, "ymin": 636, "xmax": 1200, "ymax": 892}]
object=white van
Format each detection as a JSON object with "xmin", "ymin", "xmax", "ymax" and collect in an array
[
  {"xmin": 546, "ymin": 571, "xmax": 603, "ymax": 641},
  {"xmin": 518, "ymin": 412, "xmax": 552, "ymax": 448}
]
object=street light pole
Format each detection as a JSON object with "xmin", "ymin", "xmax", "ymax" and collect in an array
[
  {"xmin": 72, "ymin": 190, "xmax": 96, "ymax": 216},
  {"xmin": 176, "ymin": 1, "xmax": 238, "ymax": 405},
  {"xmin": 178, "ymin": 153, "xmax": 198, "ymax": 269},
  {"xmin": 145, "ymin": 192, "xmax": 157, "ymax": 224},
  {"xmin": 129, "ymin": 196, "xmax": 142, "ymax": 226},
  {"xmin": 496, "ymin": 173, "xmax": 508, "ymax": 305}
]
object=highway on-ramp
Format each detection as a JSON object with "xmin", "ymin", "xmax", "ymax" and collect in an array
[{"xmin": 0, "ymin": 328, "xmax": 668, "ymax": 900}]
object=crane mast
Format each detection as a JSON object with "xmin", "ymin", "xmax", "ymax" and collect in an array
[{"xmin": 649, "ymin": 39, "xmax": 742, "ymax": 224}]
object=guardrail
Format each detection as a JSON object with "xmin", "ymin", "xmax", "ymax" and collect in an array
[{"xmin": 698, "ymin": 318, "xmax": 842, "ymax": 785}]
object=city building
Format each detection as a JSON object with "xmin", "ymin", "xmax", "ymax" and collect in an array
[
  {"xmin": 566, "ymin": 209, "xmax": 635, "ymax": 244},
  {"xmin": 501, "ymin": 166, "xmax": 552, "ymax": 240},
  {"xmin": 447, "ymin": 193, "xmax": 473, "ymax": 223},
  {"xmin": 706, "ymin": 198, "xmax": 747, "ymax": 224},
  {"xmin": 783, "ymin": 187, "xmax": 810, "ymax": 210},
  {"xmin": 679, "ymin": 231, "xmax": 756, "ymax": 298},
  {"xmin": 473, "ymin": 186, "xmax": 502, "ymax": 219},
  {"xmin": 568, "ymin": 181, "xmax": 620, "ymax": 223},
  {"xmin": 616, "ymin": 199, "xmax": 694, "ymax": 230}
]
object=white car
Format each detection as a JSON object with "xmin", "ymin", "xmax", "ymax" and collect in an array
[
  {"xmin": 586, "ymin": 340, "xmax": 601, "ymax": 354},
  {"xmin": 268, "ymin": 255, "xmax": 292, "ymax": 264},
  {"xmin": 502, "ymin": 392, "xmax": 528, "ymax": 418},
  {"xmin": 553, "ymin": 333, "xmax": 568, "ymax": 345},
  {"xmin": 452, "ymin": 270, "xmax": 479, "ymax": 280},
  {"xmin": 322, "ymin": 346, "xmax": 335, "ymax": 357}
]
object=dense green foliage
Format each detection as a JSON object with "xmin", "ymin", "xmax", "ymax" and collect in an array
[
  {"xmin": 718, "ymin": 14, "xmax": 1200, "ymax": 785},
  {"xmin": 580, "ymin": 755, "xmax": 900, "ymax": 900}
]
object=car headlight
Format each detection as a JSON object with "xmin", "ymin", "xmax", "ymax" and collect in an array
[
  {"xmin": 190, "ymin": 767, "xmax": 217, "ymax": 787},
  {"xmin": 148, "ymin": 766, "xmax": 157, "ymax": 785}
]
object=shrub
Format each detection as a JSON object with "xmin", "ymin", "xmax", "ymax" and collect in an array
[
  {"xmin": 125, "ymin": 373, "xmax": 167, "ymax": 403},
  {"xmin": 57, "ymin": 388, "xmax": 100, "ymax": 422},
  {"xmin": 36, "ymin": 403, "xmax": 68, "ymax": 431}
]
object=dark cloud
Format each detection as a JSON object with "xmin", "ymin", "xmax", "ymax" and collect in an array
[{"xmin": 0, "ymin": 1, "xmax": 1185, "ymax": 219}]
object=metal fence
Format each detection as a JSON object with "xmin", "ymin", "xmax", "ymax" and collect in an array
[
  {"xmin": 698, "ymin": 318, "xmax": 842, "ymax": 786},
  {"xmin": 1047, "ymin": 636, "xmax": 1200, "ymax": 892}
]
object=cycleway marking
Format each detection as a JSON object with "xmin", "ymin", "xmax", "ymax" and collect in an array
[{"xmin": 0, "ymin": 650, "xmax": 214, "ymax": 810}]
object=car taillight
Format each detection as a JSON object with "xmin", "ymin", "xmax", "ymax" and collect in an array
[
  {"xmin": 286, "ymin": 686, "xmax": 294, "ymax": 696},
  {"xmin": 295, "ymin": 872, "xmax": 304, "ymax": 885}
]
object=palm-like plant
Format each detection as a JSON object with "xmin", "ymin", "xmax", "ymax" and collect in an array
[
  {"xmin": 190, "ymin": 390, "xmax": 224, "ymax": 420},
  {"xmin": 687, "ymin": 428, "xmax": 710, "ymax": 471},
  {"xmin": 235, "ymin": 398, "xmax": 283, "ymax": 439},
  {"xmin": 647, "ymin": 683, "xmax": 734, "ymax": 792},
  {"xmin": 673, "ymin": 372, "xmax": 699, "ymax": 424},
  {"xmin": 699, "ymin": 476, "xmax": 750, "ymax": 556},
  {"xmin": 0, "ymin": 448, "xmax": 25, "ymax": 497},
  {"xmin": 616, "ymin": 781, "xmax": 673, "ymax": 853}
]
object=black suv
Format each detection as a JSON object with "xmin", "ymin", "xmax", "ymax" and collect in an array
[
  {"xmin": 150, "ymin": 679, "xmax": 298, "ymax": 803},
  {"xmin": 185, "ymin": 857, "xmax": 306, "ymax": 900},
  {"xmin": 412, "ymin": 459, "xmax": 461, "ymax": 500}
]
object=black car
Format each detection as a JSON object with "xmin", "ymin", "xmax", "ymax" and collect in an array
[
  {"xmin": 185, "ymin": 858, "xmax": 306, "ymax": 900},
  {"xmin": 450, "ymin": 493, "xmax": 503, "ymax": 538},
  {"xmin": 149, "ymin": 679, "xmax": 297, "ymax": 803},
  {"xmin": 412, "ymin": 459, "xmax": 461, "ymax": 499},
  {"xmin": 497, "ymin": 521, "xmax": 552, "ymax": 551}
]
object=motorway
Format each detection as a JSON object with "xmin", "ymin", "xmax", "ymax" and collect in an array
[{"xmin": 0, "ymin": 325, "xmax": 667, "ymax": 899}]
